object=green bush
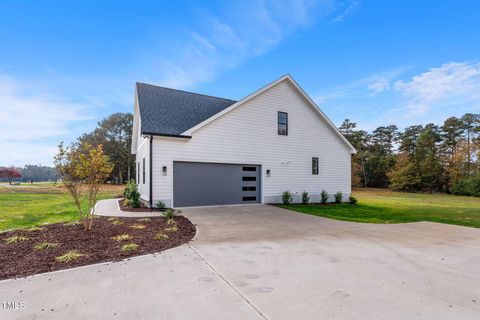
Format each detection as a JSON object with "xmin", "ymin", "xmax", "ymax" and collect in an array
[
  {"xmin": 320, "ymin": 190, "xmax": 329, "ymax": 204},
  {"xmin": 163, "ymin": 208, "xmax": 176, "ymax": 220},
  {"xmin": 334, "ymin": 191, "xmax": 343, "ymax": 204},
  {"xmin": 282, "ymin": 191, "xmax": 293, "ymax": 205},
  {"xmin": 302, "ymin": 191, "xmax": 310, "ymax": 204},
  {"xmin": 452, "ymin": 174, "xmax": 480, "ymax": 197},
  {"xmin": 123, "ymin": 180, "xmax": 141, "ymax": 208},
  {"xmin": 155, "ymin": 201, "xmax": 166, "ymax": 209},
  {"xmin": 349, "ymin": 196, "xmax": 358, "ymax": 205}
]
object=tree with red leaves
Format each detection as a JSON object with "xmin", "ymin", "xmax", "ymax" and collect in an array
[{"xmin": 0, "ymin": 167, "xmax": 22, "ymax": 185}]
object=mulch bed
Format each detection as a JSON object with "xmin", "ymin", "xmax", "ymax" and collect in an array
[
  {"xmin": 118, "ymin": 199, "xmax": 166, "ymax": 212},
  {"xmin": 0, "ymin": 216, "xmax": 196, "ymax": 280}
]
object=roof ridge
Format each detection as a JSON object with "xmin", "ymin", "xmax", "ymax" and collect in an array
[{"xmin": 136, "ymin": 82, "xmax": 237, "ymax": 102}]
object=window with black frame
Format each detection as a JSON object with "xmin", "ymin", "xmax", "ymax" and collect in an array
[
  {"xmin": 137, "ymin": 162, "xmax": 140, "ymax": 183},
  {"xmin": 312, "ymin": 157, "xmax": 318, "ymax": 175},
  {"xmin": 278, "ymin": 111, "xmax": 288, "ymax": 135},
  {"xmin": 142, "ymin": 157, "xmax": 145, "ymax": 184}
]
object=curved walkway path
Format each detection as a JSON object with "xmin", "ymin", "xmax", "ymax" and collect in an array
[{"xmin": 94, "ymin": 198, "xmax": 164, "ymax": 217}]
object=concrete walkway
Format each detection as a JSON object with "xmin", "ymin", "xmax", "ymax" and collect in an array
[
  {"xmin": 1, "ymin": 204, "xmax": 479, "ymax": 319},
  {"xmin": 94, "ymin": 198, "xmax": 164, "ymax": 217}
]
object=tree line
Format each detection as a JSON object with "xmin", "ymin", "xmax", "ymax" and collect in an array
[
  {"xmin": 0, "ymin": 165, "xmax": 59, "ymax": 183},
  {"xmin": 339, "ymin": 113, "xmax": 480, "ymax": 196}
]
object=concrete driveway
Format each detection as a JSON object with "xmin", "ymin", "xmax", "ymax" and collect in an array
[{"xmin": 1, "ymin": 205, "xmax": 479, "ymax": 319}]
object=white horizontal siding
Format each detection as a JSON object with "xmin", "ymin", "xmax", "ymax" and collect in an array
[
  {"xmin": 147, "ymin": 80, "xmax": 351, "ymax": 206},
  {"xmin": 136, "ymin": 136, "xmax": 150, "ymax": 203}
]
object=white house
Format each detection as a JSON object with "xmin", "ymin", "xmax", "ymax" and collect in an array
[{"xmin": 131, "ymin": 75, "xmax": 356, "ymax": 208}]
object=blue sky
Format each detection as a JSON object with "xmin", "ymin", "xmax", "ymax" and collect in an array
[{"xmin": 1, "ymin": 0, "xmax": 480, "ymax": 166}]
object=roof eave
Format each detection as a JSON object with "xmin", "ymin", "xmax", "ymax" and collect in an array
[{"xmin": 141, "ymin": 132, "xmax": 192, "ymax": 139}]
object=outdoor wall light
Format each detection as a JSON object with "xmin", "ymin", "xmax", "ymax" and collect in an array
[
  {"xmin": 162, "ymin": 166, "xmax": 167, "ymax": 175},
  {"xmin": 266, "ymin": 169, "xmax": 271, "ymax": 177}
]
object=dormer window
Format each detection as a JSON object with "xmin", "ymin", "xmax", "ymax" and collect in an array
[{"xmin": 278, "ymin": 111, "xmax": 288, "ymax": 135}]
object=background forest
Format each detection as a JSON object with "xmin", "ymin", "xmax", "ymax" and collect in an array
[{"xmin": 339, "ymin": 113, "xmax": 480, "ymax": 196}]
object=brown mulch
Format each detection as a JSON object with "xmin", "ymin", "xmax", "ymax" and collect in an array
[
  {"xmin": 118, "ymin": 199, "xmax": 166, "ymax": 212},
  {"xmin": 0, "ymin": 216, "xmax": 196, "ymax": 280}
]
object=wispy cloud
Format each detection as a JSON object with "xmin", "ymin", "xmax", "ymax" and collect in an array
[
  {"xmin": 394, "ymin": 62, "xmax": 480, "ymax": 116},
  {"xmin": 314, "ymin": 61, "xmax": 480, "ymax": 130},
  {"xmin": 0, "ymin": 74, "xmax": 94, "ymax": 166},
  {"xmin": 154, "ymin": 0, "xmax": 341, "ymax": 89},
  {"xmin": 331, "ymin": 0, "xmax": 360, "ymax": 23}
]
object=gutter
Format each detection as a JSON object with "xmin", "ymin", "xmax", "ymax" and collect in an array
[
  {"xmin": 142, "ymin": 132, "xmax": 191, "ymax": 139},
  {"xmin": 149, "ymin": 135, "xmax": 153, "ymax": 208}
]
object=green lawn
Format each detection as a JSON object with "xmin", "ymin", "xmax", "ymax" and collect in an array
[
  {"xmin": 0, "ymin": 184, "xmax": 123, "ymax": 231},
  {"xmin": 280, "ymin": 188, "xmax": 480, "ymax": 228}
]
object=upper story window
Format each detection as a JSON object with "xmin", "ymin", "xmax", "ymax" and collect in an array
[
  {"xmin": 312, "ymin": 157, "xmax": 319, "ymax": 175},
  {"xmin": 278, "ymin": 111, "xmax": 288, "ymax": 135}
]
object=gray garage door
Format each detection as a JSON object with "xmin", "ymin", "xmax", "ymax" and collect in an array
[{"xmin": 173, "ymin": 161, "xmax": 261, "ymax": 207}]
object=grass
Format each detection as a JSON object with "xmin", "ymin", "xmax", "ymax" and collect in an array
[
  {"xmin": 4, "ymin": 235, "xmax": 29, "ymax": 244},
  {"xmin": 130, "ymin": 224, "xmax": 146, "ymax": 230},
  {"xmin": 280, "ymin": 188, "xmax": 480, "ymax": 228},
  {"xmin": 154, "ymin": 232, "xmax": 169, "ymax": 241},
  {"xmin": 121, "ymin": 243, "xmax": 139, "ymax": 252},
  {"xmin": 55, "ymin": 250, "xmax": 83, "ymax": 263},
  {"xmin": 111, "ymin": 234, "xmax": 133, "ymax": 242},
  {"xmin": 0, "ymin": 184, "xmax": 123, "ymax": 231},
  {"xmin": 164, "ymin": 225, "xmax": 178, "ymax": 233},
  {"xmin": 34, "ymin": 242, "xmax": 59, "ymax": 250}
]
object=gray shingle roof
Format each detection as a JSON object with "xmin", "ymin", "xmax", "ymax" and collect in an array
[{"xmin": 136, "ymin": 82, "xmax": 237, "ymax": 137}]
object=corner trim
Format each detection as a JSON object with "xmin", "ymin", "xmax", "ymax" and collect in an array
[{"xmin": 149, "ymin": 135, "xmax": 153, "ymax": 208}]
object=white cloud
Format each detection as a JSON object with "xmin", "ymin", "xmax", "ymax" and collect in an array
[
  {"xmin": 0, "ymin": 74, "xmax": 93, "ymax": 166},
  {"xmin": 155, "ymin": 0, "xmax": 339, "ymax": 89},
  {"xmin": 394, "ymin": 62, "xmax": 480, "ymax": 116},
  {"xmin": 313, "ymin": 62, "xmax": 480, "ymax": 130}
]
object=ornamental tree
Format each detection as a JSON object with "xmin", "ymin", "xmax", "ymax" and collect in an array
[
  {"xmin": 54, "ymin": 142, "xmax": 113, "ymax": 231},
  {"xmin": 0, "ymin": 167, "xmax": 22, "ymax": 184}
]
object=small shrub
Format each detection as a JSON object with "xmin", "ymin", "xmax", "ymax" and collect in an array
[
  {"xmin": 111, "ymin": 234, "xmax": 133, "ymax": 242},
  {"xmin": 155, "ymin": 201, "xmax": 166, "ymax": 209},
  {"xmin": 154, "ymin": 232, "xmax": 169, "ymax": 241},
  {"xmin": 282, "ymin": 191, "xmax": 293, "ymax": 205},
  {"xmin": 163, "ymin": 208, "xmax": 176, "ymax": 220},
  {"xmin": 302, "ymin": 191, "xmax": 310, "ymax": 204},
  {"xmin": 334, "ymin": 191, "xmax": 343, "ymax": 204},
  {"xmin": 34, "ymin": 242, "xmax": 59, "ymax": 250},
  {"xmin": 4, "ymin": 235, "xmax": 29, "ymax": 244},
  {"xmin": 138, "ymin": 218, "xmax": 151, "ymax": 223},
  {"xmin": 349, "ymin": 196, "xmax": 358, "ymax": 205},
  {"xmin": 123, "ymin": 180, "xmax": 141, "ymax": 208},
  {"xmin": 321, "ymin": 190, "xmax": 329, "ymax": 204},
  {"xmin": 56, "ymin": 251, "xmax": 83, "ymax": 263},
  {"xmin": 164, "ymin": 225, "xmax": 178, "ymax": 233},
  {"xmin": 121, "ymin": 243, "xmax": 139, "ymax": 252},
  {"xmin": 111, "ymin": 219, "xmax": 123, "ymax": 226},
  {"xmin": 167, "ymin": 219, "xmax": 177, "ymax": 226},
  {"xmin": 130, "ymin": 224, "xmax": 146, "ymax": 230}
]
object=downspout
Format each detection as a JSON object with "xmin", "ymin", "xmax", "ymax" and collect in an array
[{"xmin": 149, "ymin": 135, "xmax": 153, "ymax": 208}]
